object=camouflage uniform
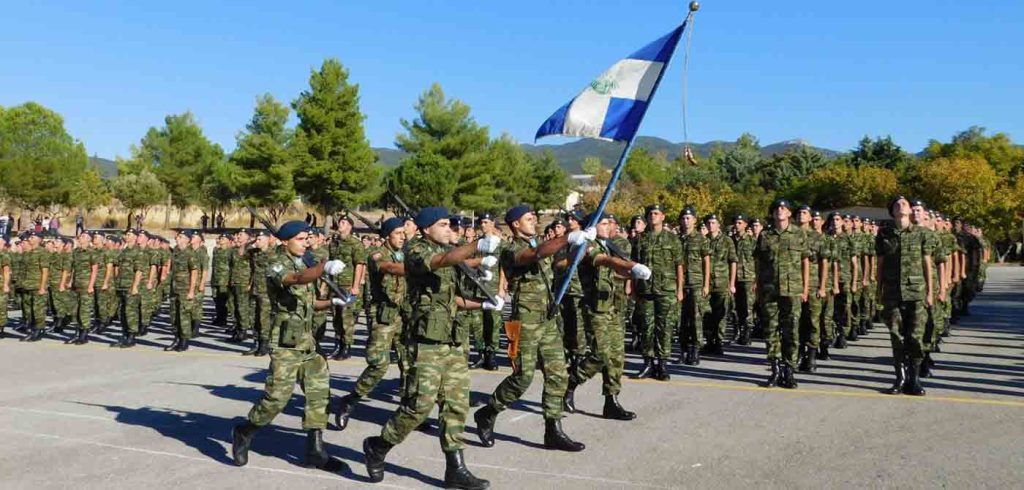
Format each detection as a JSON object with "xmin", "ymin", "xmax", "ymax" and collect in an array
[
  {"xmin": 247, "ymin": 249, "xmax": 329, "ymax": 430},
  {"xmin": 554, "ymin": 245, "xmax": 587, "ymax": 356},
  {"xmin": 70, "ymin": 246, "xmax": 98, "ymax": 331},
  {"xmin": 755, "ymin": 225, "xmax": 808, "ymax": 369},
  {"xmin": 379, "ymin": 238, "xmax": 469, "ymax": 452},
  {"xmin": 571, "ymin": 239, "xmax": 627, "ymax": 395},
  {"xmin": 211, "ymin": 245, "xmax": 232, "ymax": 325},
  {"xmin": 140, "ymin": 247, "xmax": 161, "ymax": 331},
  {"xmin": 733, "ymin": 233, "xmax": 757, "ymax": 340},
  {"xmin": 857, "ymin": 231, "xmax": 877, "ymax": 331},
  {"xmin": 191, "ymin": 245, "xmax": 210, "ymax": 324},
  {"xmin": 635, "ymin": 229, "xmax": 682, "ymax": 360},
  {"xmin": 937, "ymin": 230, "xmax": 957, "ymax": 335},
  {"xmin": 21, "ymin": 247, "xmax": 50, "ymax": 331},
  {"xmin": 834, "ymin": 234, "xmax": 857, "ymax": 341},
  {"xmin": 798, "ymin": 229, "xmax": 830, "ymax": 351},
  {"xmin": 229, "ymin": 248, "xmax": 254, "ymax": 336},
  {"xmin": 819, "ymin": 233, "xmax": 838, "ymax": 347},
  {"xmin": 0, "ymin": 251, "xmax": 11, "ymax": 331},
  {"xmin": 923, "ymin": 227, "xmax": 948, "ymax": 354},
  {"xmin": 251, "ymin": 248, "xmax": 273, "ymax": 345},
  {"xmin": 353, "ymin": 243, "xmax": 410, "ymax": 397},
  {"xmin": 678, "ymin": 229, "xmax": 708, "ymax": 354},
  {"xmin": 115, "ymin": 246, "xmax": 142, "ymax": 334},
  {"xmin": 328, "ymin": 234, "xmax": 367, "ymax": 349},
  {"xmin": 170, "ymin": 247, "xmax": 198, "ymax": 339},
  {"xmin": 311, "ymin": 245, "xmax": 330, "ymax": 343},
  {"xmin": 48, "ymin": 248, "xmax": 71, "ymax": 325},
  {"xmin": 95, "ymin": 248, "xmax": 118, "ymax": 326},
  {"xmin": 705, "ymin": 232, "xmax": 736, "ymax": 348}
]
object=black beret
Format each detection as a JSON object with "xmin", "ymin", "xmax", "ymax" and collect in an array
[
  {"xmin": 733, "ymin": 214, "xmax": 747, "ymax": 223},
  {"xmin": 449, "ymin": 216, "xmax": 463, "ymax": 228},
  {"xmin": 503, "ymin": 204, "xmax": 532, "ymax": 225},
  {"xmin": 607, "ymin": 213, "xmax": 618, "ymax": 223},
  {"xmin": 380, "ymin": 217, "xmax": 406, "ymax": 237},
  {"xmin": 630, "ymin": 215, "xmax": 646, "ymax": 225},
  {"xmin": 338, "ymin": 213, "xmax": 354, "ymax": 225},
  {"xmin": 703, "ymin": 213, "xmax": 718, "ymax": 223},
  {"xmin": 769, "ymin": 198, "xmax": 792, "ymax": 214},
  {"xmin": 564, "ymin": 209, "xmax": 584, "ymax": 223},
  {"xmin": 797, "ymin": 204, "xmax": 812, "ymax": 212},
  {"xmin": 459, "ymin": 217, "xmax": 473, "ymax": 228},
  {"xmin": 218, "ymin": 233, "xmax": 233, "ymax": 240},
  {"xmin": 811, "ymin": 210, "xmax": 822, "ymax": 218},
  {"xmin": 887, "ymin": 195, "xmax": 909, "ymax": 216},
  {"xmin": 254, "ymin": 229, "xmax": 272, "ymax": 238},
  {"xmin": 586, "ymin": 211, "xmax": 608, "ymax": 224},
  {"xmin": 843, "ymin": 214, "xmax": 853, "ymax": 220},
  {"xmin": 415, "ymin": 206, "xmax": 450, "ymax": 229},
  {"xmin": 679, "ymin": 206, "xmax": 697, "ymax": 218},
  {"xmin": 550, "ymin": 218, "xmax": 566, "ymax": 227},
  {"xmin": 235, "ymin": 228, "xmax": 252, "ymax": 236},
  {"xmin": 909, "ymin": 198, "xmax": 927, "ymax": 208},
  {"xmin": 751, "ymin": 218, "xmax": 763, "ymax": 225},
  {"xmin": 276, "ymin": 220, "xmax": 309, "ymax": 240},
  {"xmin": 644, "ymin": 204, "xmax": 664, "ymax": 215}
]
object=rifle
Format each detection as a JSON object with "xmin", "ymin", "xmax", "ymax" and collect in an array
[
  {"xmin": 387, "ymin": 192, "xmax": 501, "ymax": 305},
  {"xmin": 245, "ymin": 205, "xmax": 354, "ymax": 305}
]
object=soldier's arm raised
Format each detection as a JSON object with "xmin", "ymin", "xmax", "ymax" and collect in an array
[
  {"xmin": 281, "ymin": 260, "xmax": 328, "ymax": 287},
  {"xmin": 514, "ymin": 235, "xmax": 569, "ymax": 266},
  {"xmin": 430, "ymin": 240, "xmax": 482, "ymax": 270}
]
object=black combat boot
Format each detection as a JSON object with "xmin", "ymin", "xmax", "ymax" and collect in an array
[
  {"xmin": 164, "ymin": 333, "xmax": 180, "ymax": 351},
  {"xmin": 191, "ymin": 320, "xmax": 201, "ymax": 338},
  {"xmin": 846, "ymin": 328, "xmax": 858, "ymax": 342},
  {"xmin": 174, "ymin": 337, "xmax": 190, "ymax": 352},
  {"xmin": 242, "ymin": 339, "xmax": 259, "ymax": 356},
  {"xmin": 736, "ymin": 323, "xmax": 751, "ymax": 346},
  {"xmin": 443, "ymin": 450, "xmax": 490, "ymax": 490},
  {"xmin": 468, "ymin": 350, "xmax": 485, "ymax": 369},
  {"xmin": 228, "ymin": 328, "xmax": 245, "ymax": 343},
  {"xmin": 231, "ymin": 421, "xmax": 260, "ymax": 466},
  {"xmin": 631, "ymin": 357, "xmax": 654, "ymax": 379},
  {"xmin": 304, "ymin": 429, "xmax": 330, "ymax": 468},
  {"xmin": 255, "ymin": 339, "xmax": 271, "ymax": 357},
  {"xmin": 818, "ymin": 343, "xmax": 831, "ymax": 361},
  {"xmin": 483, "ymin": 349, "xmax": 498, "ymax": 371},
  {"xmin": 24, "ymin": 328, "xmax": 45, "ymax": 342},
  {"xmin": 473, "ymin": 405, "xmax": 498, "ymax": 447},
  {"xmin": 797, "ymin": 346, "xmax": 809, "ymax": 372},
  {"xmin": 629, "ymin": 333, "xmax": 641, "ymax": 352},
  {"xmin": 139, "ymin": 321, "xmax": 148, "ymax": 337},
  {"xmin": 333, "ymin": 393, "xmax": 360, "ymax": 431},
  {"xmin": 887, "ymin": 362, "xmax": 906, "ymax": 395},
  {"xmin": 543, "ymin": 418, "xmax": 585, "ymax": 452},
  {"xmin": 363, "ymin": 436, "xmax": 394, "ymax": 483},
  {"xmin": 805, "ymin": 349, "xmax": 817, "ymax": 373},
  {"xmin": 654, "ymin": 358, "xmax": 671, "ymax": 381},
  {"xmin": 688, "ymin": 345, "xmax": 700, "ymax": 366},
  {"xmin": 834, "ymin": 334, "xmax": 848, "ymax": 349},
  {"xmin": 75, "ymin": 328, "xmax": 90, "ymax": 345},
  {"xmin": 904, "ymin": 360, "xmax": 926, "ymax": 396},
  {"xmin": 562, "ymin": 379, "xmax": 578, "ymax": 413},
  {"xmin": 120, "ymin": 332, "xmax": 137, "ymax": 348},
  {"xmin": 766, "ymin": 359, "xmax": 780, "ymax": 387},
  {"xmin": 602, "ymin": 395, "xmax": 637, "ymax": 421},
  {"xmin": 780, "ymin": 364, "xmax": 798, "ymax": 389},
  {"xmin": 328, "ymin": 332, "xmax": 344, "ymax": 360}
]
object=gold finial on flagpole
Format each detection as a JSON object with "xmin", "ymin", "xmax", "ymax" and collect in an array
[{"xmin": 689, "ymin": 1, "xmax": 700, "ymax": 12}]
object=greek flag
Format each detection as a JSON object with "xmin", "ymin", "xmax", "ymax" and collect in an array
[{"xmin": 535, "ymin": 23, "xmax": 686, "ymax": 142}]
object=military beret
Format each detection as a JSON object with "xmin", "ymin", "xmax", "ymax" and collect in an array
[
  {"xmin": 607, "ymin": 213, "xmax": 618, "ymax": 223},
  {"xmin": 703, "ymin": 213, "xmax": 718, "ymax": 223},
  {"xmin": 449, "ymin": 216, "xmax": 463, "ymax": 228},
  {"xmin": 733, "ymin": 214, "xmax": 747, "ymax": 223},
  {"xmin": 459, "ymin": 217, "xmax": 473, "ymax": 228},
  {"xmin": 751, "ymin": 218, "xmax": 763, "ymax": 225},
  {"xmin": 909, "ymin": 198, "xmax": 927, "ymax": 208},
  {"xmin": 176, "ymin": 229, "xmax": 192, "ymax": 238},
  {"xmin": 679, "ymin": 206, "xmax": 697, "ymax": 218},
  {"xmin": 645, "ymin": 204, "xmax": 664, "ymax": 215},
  {"xmin": 124, "ymin": 229, "xmax": 138, "ymax": 236},
  {"xmin": 235, "ymin": 228, "xmax": 252, "ymax": 236},
  {"xmin": 503, "ymin": 204, "xmax": 532, "ymax": 225},
  {"xmin": 887, "ymin": 195, "xmax": 909, "ymax": 216},
  {"xmin": 108, "ymin": 236, "xmax": 122, "ymax": 244},
  {"xmin": 276, "ymin": 220, "xmax": 309, "ymax": 240},
  {"xmin": 566, "ymin": 210, "xmax": 585, "ymax": 223},
  {"xmin": 218, "ymin": 233, "xmax": 233, "ymax": 240},
  {"xmin": 811, "ymin": 210, "xmax": 822, "ymax": 218},
  {"xmin": 852, "ymin": 215, "xmax": 863, "ymax": 221},
  {"xmin": 415, "ymin": 206, "xmax": 451, "ymax": 229},
  {"xmin": 630, "ymin": 215, "xmax": 646, "ymax": 225},
  {"xmin": 338, "ymin": 213, "xmax": 354, "ymax": 225},
  {"xmin": 585, "ymin": 211, "xmax": 608, "ymax": 224},
  {"xmin": 476, "ymin": 212, "xmax": 494, "ymax": 222},
  {"xmin": 769, "ymin": 198, "xmax": 792, "ymax": 214},
  {"xmin": 380, "ymin": 217, "xmax": 406, "ymax": 238},
  {"xmin": 797, "ymin": 204, "xmax": 812, "ymax": 212},
  {"xmin": 842, "ymin": 214, "xmax": 853, "ymax": 220},
  {"xmin": 550, "ymin": 218, "xmax": 566, "ymax": 227},
  {"xmin": 254, "ymin": 229, "xmax": 272, "ymax": 238}
]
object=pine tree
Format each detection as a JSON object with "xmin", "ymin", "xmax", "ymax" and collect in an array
[{"xmin": 230, "ymin": 94, "xmax": 295, "ymax": 221}]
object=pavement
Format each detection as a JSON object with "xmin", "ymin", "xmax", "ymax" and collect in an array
[{"xmin": 1, "ymin": 267, "xmax": 1022, "ymax": 489}]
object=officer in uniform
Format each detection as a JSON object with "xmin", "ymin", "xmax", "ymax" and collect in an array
[
  {"xmin": 474, "ymin": 204, "xmax": 588, "ymax": 454},
  {"xmin": 211, "ymin": 233, "xmax": 233, "ymax": 327},
  {"xmin": 674, "ymin": 206, "xmax": 709, "ymax": 367},
  {"xmin": 796, "ymin": 206, "xmax": 830, "ymax": 372},
  {"xmin": 328, "ymin": 215, "xmax": 367, "ymax": 360},
  {"xmin": 732, "ymin": 215, "xmax": 756, "ymax": 345},
  {"xmin": 631, "ymin": 204, "xmax": 683, "ymax": 378},
  {"xmin": 18, "ymin": 232, "xmax": 50, "ymax": 342},
  {"xmin": 166, "ymin": 230, "xmax": 199, "ymax": 352},
  {"xmin": 563, "ymin": 211, "xmax": 650, "ymax": 420},
  {"xmin": 877, "ymin": 196, "xmax": 935, "ymax": 396},
  {"xmin": 755, "ymin": 199, "xmax": 809, "ymax": 388},
  {"xmin": 232, "ymin": 221, "xmax": 347, "ymax": 470},
  {"xmin": 703, "ymin": 213, "xmax": 736, "ymax": 356},
  {"xmin": 362, "ymin": 207, "xmax": 498, "ymax": 489}
]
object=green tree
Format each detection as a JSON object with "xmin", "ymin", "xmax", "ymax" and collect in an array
[
  {"xmin": 391, "ymin": 83, "xmax": 494, "ymax": 210},
  {"xmin": 292, "ymin": 58, "xmax": 379, "ymax": 212},
  {"xmin": 924, "ymin": 126, "xmax": 1024, "ymax": 176},
  {"xmin": 789, "ymin": 164, "xmax": 898, "ymax": 209},
  {"xmin": 70, "ymin": 166, "xmax": 112, "ymax": 214},
  {"xmin": 487, "ymin": 135, "xmax": 533, "ymax": 210},
  {"xmin": 914, "ymin": 155, "xmax": 1001, "ymax": 227},
  {"xmin": 520, "ymin": 151, "xmax": 570, "ymax": 211},
  {"xmin": 386, "ymin": 152, "xmax": 457, "ymax": 208},
  {"xmin": 0, "ymin": 102, "xmax": 89, "ymax": 210},
  {"xmin": 718, "ymin": 133, "xmax": 763, "ymax": 185},
  {"xmin": 111, "ymin": 170, "xmax": 168, "ymax": 223},
  {"xmin": 759, "ymin": 145, "xmax": 828, "ymax": 191},
  {"xmin": 624, "ymin": 147, "xmax": 670, "ymax": 185},
  {"xmin": 230, "ymin": 94, "xmax": 296, "ymax": 221},
  {"xmin": 850, "ymin": 135, "xmax": 910, "ymax": 170},
  {"xmin": 580, "ymin": 156, "xmax": 603, "ymax": 175}
]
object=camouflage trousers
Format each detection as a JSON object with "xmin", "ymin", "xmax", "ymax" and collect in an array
[
  {"xmin": 382, "ymin": 343, "xmax": 468, "ymax": 453},
  {"xmin": 882, "ymin": 300, "xmax": 927, "ymax": 363},
  {"xmin": 95, "ymin": 288, "xmax": 118, "ymax": 325},
  {"xmin": 170, "ymin": 294, "xmax": 195, "ymax": 340},
  {"xmin": 763, "ymin": 294, "xmax": 800, "ymax": 367},
  {"xmin": 253, "ymin": 294, "xmax": 272, "ymax": 342},
  {"xmin": 212, "ymin": 285, "xmax": 230, "ymax": 325},
  {"xmin": 72, "ymin": 289, "xmax": 94, "ymax": 330},
  {"xmin": 834, "ymin": 283, "xmax": 855, "ymax": 337},
  {"xmin": 820, "ymin": 293, "xmax": 836, "ymax": 345},
  {"xmin": 353, "ymin": 306, "xmax": 409, "ymax": 398},
  {"xmin": 140, "ymin": 287, "xmax": 158, "ymax": 330},
  {"xmin": 560, "ymin": 295, "xmax": 588, "ymax": 356},
  {"xmin": 704, "ymin": 290, "xmax": 730, "ymax": 345},
  {"xmin": 0, "ymin": 290, "xmax": 7, "ymax": 329},
  {"xmin": 639, "ymin": 294, "xmax": 677, "ymax": 360},
  {"xmin": 488, "ymin": 311, "xmax": 568, "ymax": 420},
  {"xmin": 799, "ymin": 295, "xmax": 823, "ymax": 349},
  {"xmin": 22, "ymin": 290, "xmax": 47, "ymax": 329},
  {"xmin": 859, "ymin": 283, "xmax": 876, "ymax": 325},
  {"xmin": 475, "ymin": 310, "xmax": 500, "ymax": 352},
  {"xmin": 231, "ymin": 286, "xmax": 253, "ymax": 334},
  {"xmin": 191, "ymin": 287, "xmax": 204, "ymax": 326},
  {"xmin": 678, "ymin": 288, "xmax": 706, "ymax": 350},
  {"xmin": 734, "ymin": 281, "xmax": 755, "ymax": 330},
  {"xmin": 922, "ymin": 299, "xmax": 947, "ymax": 352},
  {"xmin": 572, "ymin": 305, "xmax": 625, "ymax": 396},
  {"xmin": 49, "ymin": 288, "xmax": 72, "ymax": 321},
  {"xmin": 332, "ymin": 299, "xmax": 360, "ymax": 347},
  {"xmin": 118, "ymin": 290, "xmax": 142, "ymax": 334},
  {"xmin": 248, "ymin": 348, "xmax": 329, "ymax": 430}
]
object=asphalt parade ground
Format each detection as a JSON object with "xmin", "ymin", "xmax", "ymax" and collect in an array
[{"xmin": 1, "ymin": 267, "xmax": 1022, "ymax": 489}]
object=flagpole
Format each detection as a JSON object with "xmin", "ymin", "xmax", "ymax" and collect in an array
[{"xmin": 549, "ymin": 3, "xmax": 699, "ymax": 312}]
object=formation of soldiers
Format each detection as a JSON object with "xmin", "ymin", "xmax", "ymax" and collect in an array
[{"xmin": 1, "ymin": 198, "xmax": 991, "ymax": 489}]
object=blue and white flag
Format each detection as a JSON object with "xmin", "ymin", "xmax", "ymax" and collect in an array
[{"xmin": 535, "ymin": 23, "xmax": 686, "ymax": 142}]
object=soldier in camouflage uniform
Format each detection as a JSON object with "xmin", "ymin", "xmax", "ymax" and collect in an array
[
  {"xmin": 626, "ymin": 215, "xmax": 646, "ymax": 352},
  {"xmin": 309, "ymin": 230, "xmax": 331, "ymax": 353},
  {"xmin": 474, "ymin": 204, "xmax": 589, "ymax": 456},
  {"xmin": 833, "ymin": 215, "xmax": 860, "ymax": 348},
  {"xmin": 563, "ymin": 212, "xmax": 650, "ymax": 420},
  {"xmin": 816, "ymin": 213, "xmax": 838, "ymax": 361},
  {"xmin": 631, "ymin": 204, "xmax": 683, "ymax": 378},
  {"xmin": 674, "ymin": 206, "xmax": 708, "ymax": 367},
  {"xmin": 947, "ymin": 218, "xmax": 966, "ymax": 327},
  {"xmin": 554, "ymin": 210, "xmax": 588, "ymax": 370},
  {"xmin": 165, "ymin": 231, "xmax": 199, "ymax": 352},
  {"xmin": 18, "ymin": 233, "xmax": 50, "ymax": 342},
  {"xmin": 334, "ymin": 218, "xmax": 413, "ymax": 430},
  {"xmin": 228, "ymin": 229, "xmax": 254, "ymax": 343},
  {"xmin": 93, "ymin": 234, "xmax": 118, "ymax": 332},
  {"xmin": 911, "ymin": 204, "xmax": 946, "ymax": 378},
  {"xmin": 114, "ymin": 230, "xmax": 142, "ymax": 348},
  {"xmin": 877, "ymin": 196, "xmax": 935, "ymax": 396},
  {"xmin": 470, "ymin": 212, "xmax": 501, "ymax": 370},
  {"xmin": 857, "ymin": 218, "xmax": 877, "ymax": 336},
  {"xmin": 732, "ymin": 216, "xmax": 757, "ymax": 345},
  {"xmin": 755, "ymin": 199, "xmax": 810, "ymax": 389},
  {"xmin": 67, "ymin": 232, "xmax": 99, "ymax": 345},
  {"xmin": 363, "ymin": 207, "xmax": 497, "ymax": 489},
  {"xmin": 211, "ymin": 233, "xmax": 233, "ymax": 327},
  {"xmin": 0, "ymin": 240, "xmax": 12, "ymax": 338},
  {"xmin": 48, "ymin": 238, "xmax": 73, "ymax": 336},
  {"xmin": 936, "ymin": 217, "xmax": 957, "ymax": 339},
  {"xmin": 328, "ymin": 216, "xmax": 367, "ymax": 360},
  {"xmin": 703, "ymin": 214, "xmax": 736, "ymax": 356},
  {"xmin": 138, "ymin": 234, "xmax": 161, "ymax": 336},
  {"xmin": 232, "ymin": 221, "xmax": 348, "ymax": 471},
  {"xmin": 796, "ymin": 206, "xmax": 830, "ymax": 373},
  {"xmin": 10, "ymin": 239, "xmax": 25, "ymax": 334},
  {"xmin": 243, "ymin": 230, "xmax": 274, "ymax": 357},
  {"xmin": 189, "ymin": 232, "xmax": 210, "ymax": 337}
]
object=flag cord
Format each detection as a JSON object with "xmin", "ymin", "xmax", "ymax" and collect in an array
[{"xmin": 682, "ymin": 9, "xmax": 697, "ymax": 164}]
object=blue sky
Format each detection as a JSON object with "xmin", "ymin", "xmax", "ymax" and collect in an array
[{"xmin": 2, "ymin": 0, "xmax": 1022, "ymax": 159}]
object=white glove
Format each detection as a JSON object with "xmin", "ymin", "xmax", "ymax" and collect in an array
[
  {"xmin": 481, "ymin": 296, "xmax": 505, "ymax": 311},
  {"xmin": 331, "ymin": 296, "xmax": 355, "ymax": 307},
  {"xmin": 477, "ymin": 235, "xmax": 500, "ymax": 254},
  {"xmin": 567, "ymin": 227, "xmax": 596, "ymax": 246},
  {"xmin": 630, "ymin": 263, "xmax": 652, "ymax": 281},
  {"xmin": 323, "ymin": 260, "xmax": 345, "ymax": 276},
  {"xmin": 481, "ymin": 256, "xmax": 498, "ymax": 269},
  {"xmin": 481, "ymin": 270, "xmax": 494, "ymax": 282}
]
